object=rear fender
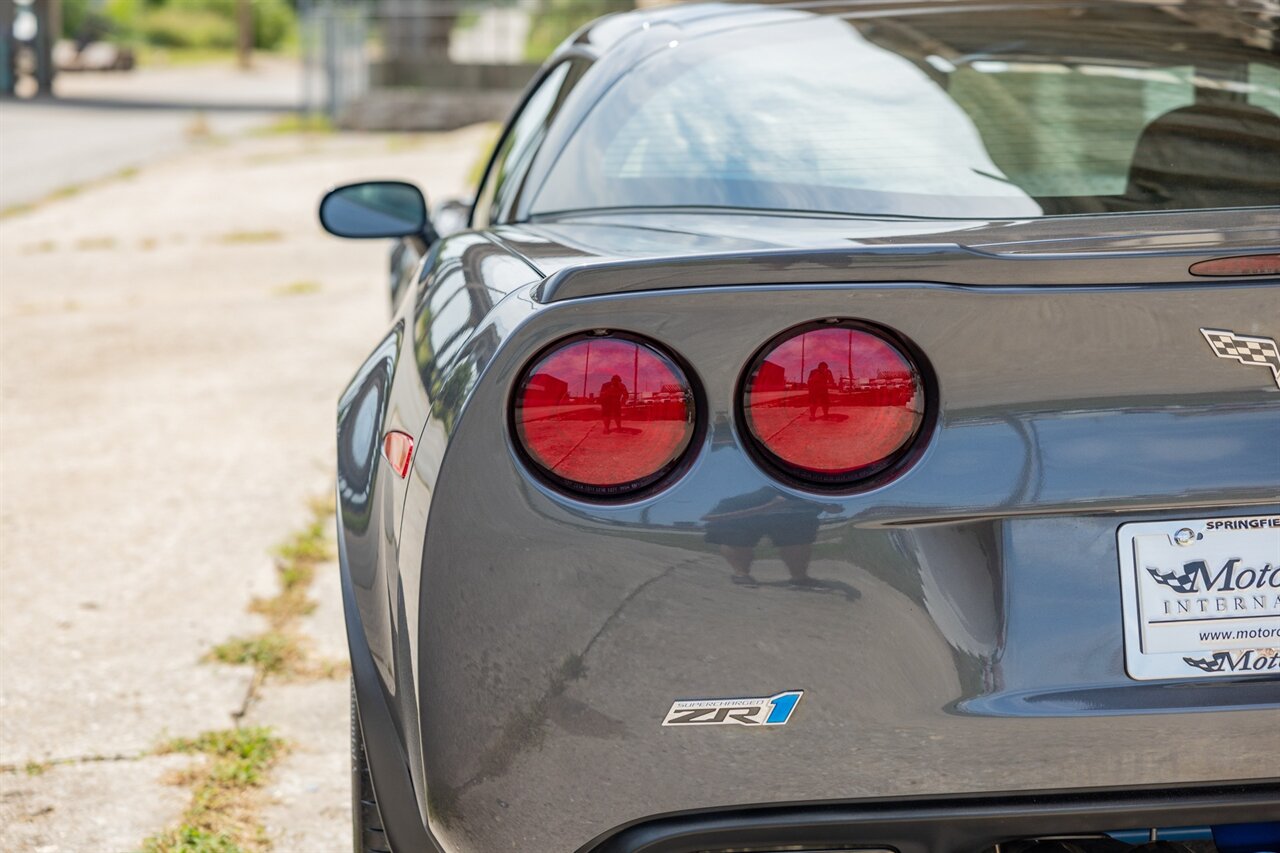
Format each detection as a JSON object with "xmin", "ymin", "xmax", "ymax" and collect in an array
[
  {"xmin": 341, "ymin": 522, "xmax": 440, "ymax": 852},
  {"xmin": 337, "ymin": 316, "xmax": 433, "ymax": 832}
]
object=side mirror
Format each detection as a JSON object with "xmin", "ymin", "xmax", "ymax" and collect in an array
[{"xmin": 319, "ymin": 181, "xmax": 429, "ymax": 239}]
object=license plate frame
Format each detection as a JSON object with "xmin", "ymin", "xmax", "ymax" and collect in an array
[{"xmin": 1117, "ymin": 515, "xmax": 1280, "ymax": 681}]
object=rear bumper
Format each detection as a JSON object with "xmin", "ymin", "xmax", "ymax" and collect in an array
[{"xmin": 586, "ymin": 781, "xmax": 1280, "ymax": 853}]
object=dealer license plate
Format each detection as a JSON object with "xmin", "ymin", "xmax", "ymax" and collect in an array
[{"xmin": 1117, "ymin": 515, "xmax": 1280, "ymax": 680}]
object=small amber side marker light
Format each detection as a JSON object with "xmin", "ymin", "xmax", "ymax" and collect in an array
[
  {"xmin": 382, "ymin": 430, "xmax": 415, "ymax": 479},
  {"xmin": 1188, "ymin": 254, "xmax": 1280, "ymax": 277}
]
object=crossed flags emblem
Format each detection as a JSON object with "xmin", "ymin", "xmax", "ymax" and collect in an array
[
  {"xmin": 1200, "ymin": 328, "xmax": 1280, "ymax": 388},
  {"xmin": 1146, "ymin": 560, "xmax": 1204, "ymax": 595},
  {"xmin": 1183, "ymin": 653, "xmax": 1227, "ymax": 673}
]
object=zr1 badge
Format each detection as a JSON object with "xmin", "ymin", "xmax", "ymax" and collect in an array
[{"xmin": 662, "ymin": 690, "xmax": 803, "ymax": 727}]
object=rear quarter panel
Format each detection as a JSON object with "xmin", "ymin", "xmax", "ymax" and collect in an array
[{"xmin": 336, "ymin": 230, "xmax": 542, "ymax": 829}]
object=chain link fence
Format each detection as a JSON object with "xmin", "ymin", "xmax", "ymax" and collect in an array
[
  {"xmin": 301, "ymin": 0, "xmax": 635, "ymax": 130},
  {"xmin": 300, "ymin": 1, "xmax": 368, "ymax": 119}
]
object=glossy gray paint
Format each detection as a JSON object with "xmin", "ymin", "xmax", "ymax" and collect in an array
[
  {"xmin": 338, "ymin": 219, "xmax": 1280, "ymax": 850},
  {"xmin": 331, "ymin": 3, "xmax": 1280, "ymax": 851},
  {"xmin": 493, "ymin": 208, "xmax": 1280, "ymax": 297},
  {"xmin": 518, "ymin": 212, "xmax": 1280, "ymax": 301},
  {"xmin": 410, "ymin": 280, "xmax": 1279, "ymax": 851}
]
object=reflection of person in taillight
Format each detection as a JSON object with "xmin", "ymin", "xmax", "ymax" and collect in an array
[
  {"xmin": 744, "ymin": 323, "xmax": 923, "ymax": 482},
  {"xmin": 807, "ymin": 361, "xmax": 835, "ymax": 421},
  {"xmin": 600, "ymin": 374, "xmax": 628, "ymax": 434},
  {"xmin": 515, "ymin": 336, "xmax": 694, "ymax": 492}
]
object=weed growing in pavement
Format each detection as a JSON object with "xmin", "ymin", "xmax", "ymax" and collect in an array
[
  {"xmin": 207, "ymin": 633, "xmax": 301, "ymax": 676},
  {"xmin": 0, "ymin": 165, "xmax": 143, "ymax": 221},
  {"xmin": 47, "ymin": 183, "xmax": 87, "ymax": 202},
  {"xmin": 255, "ymin": 113, "xmax": 334, "ymax": 136},
  {"xmin": 385, "ymin": 133, "xmax": 428, "ymax": 152},
  {"xmin": 217, "ymin": 230, "xmax": 284, "ymax": 245},
  {"xmin": 169, "ymin": 495, "xmax": 342, "ymax": 850},
  {"xmin": 0, "ymin": 201, "xmax": 37, "ymax": 219},
  {"xmin": 1, "ymin": 181, "xmax": 87, "ymax": 220},
  {"xmin": 204, "ymin": 493, "xmax": 344, "ymax": 681},
  {"xmin": 74, "ymin": 236, "xmax": 118, "ymax": 251},
  {"xmin": 144, "ymin": 727, "xmax": 286, "ymax": 853},
  {"xmin": 276, "ymin": 499, "xmax": 332, "ymax": 564},
  {"xmin": 144, "ymin": 825, "xmax": 242, "ymax": 853},
  {"xmin": 272, "ymin": 280, "xmax": 321, "ymax": 297}
]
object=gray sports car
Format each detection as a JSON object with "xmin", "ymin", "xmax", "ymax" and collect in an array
[{"xmin": 318, "ymin": 2, "xmax": 1280, "ymax": 851}]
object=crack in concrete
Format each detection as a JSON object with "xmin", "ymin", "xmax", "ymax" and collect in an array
[
  {"xmin": 0, "ymin": 750, "xmax": 150, "ymax": 774},
  {"xmin": 231, "ymin": 668, "xmax": 267, "ymax": 726}
]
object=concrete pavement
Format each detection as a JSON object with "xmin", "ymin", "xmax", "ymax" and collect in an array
[{"xmin": 0, "ymin": 118, "xmax": 489, "ymax": 850}]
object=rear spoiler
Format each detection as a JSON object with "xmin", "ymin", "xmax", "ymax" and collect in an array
[{"xmin": 533, "ymin": 244, "xmax": 1280, "ymax": 302}]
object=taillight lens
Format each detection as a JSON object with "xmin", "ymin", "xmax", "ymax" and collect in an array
[
  {"xmin": 741, "ymin": 321, "xmax": 924, "ymax": 485},
  {"xmin": 513, "ymin": 334, "xmax": 696, "ymax": 496}
]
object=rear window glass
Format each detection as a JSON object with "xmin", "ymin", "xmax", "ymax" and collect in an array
[{"xmin": 531, "ymin": 7, "xmax": 1280, "ymax": 218}]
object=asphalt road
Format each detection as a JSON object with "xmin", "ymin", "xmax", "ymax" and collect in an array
[{"xmin": 0, "ymin": 59, "xmax": 305, "ymax": 209}]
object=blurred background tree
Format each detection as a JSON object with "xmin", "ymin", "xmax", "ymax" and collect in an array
[
  {"xmin": 59, "ymin": 0, "xmax": 295, "ymax": 54},
  {"xmin": 52, "ymin": 0, "xmax": 648, "ymax": 67},
  {"xmin": 26, "ymin": 0, "xmax": 646, "ymax": 128},
  {"xmin": 525, "ymin": 0, "xmax": 628, "ymax": 61}
]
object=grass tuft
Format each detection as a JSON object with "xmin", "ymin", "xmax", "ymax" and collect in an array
[
  {"xmin": 275, "ymin": 516, "xmax": 331, "ymax": 567},
  {"xmin": 145, "ymin": 727, "xmax": 285, "ymax": 853},
  {"xmin": 272, "ymin": 280, "xmax": 320, "ymax": 297},
  {"xmin": 0, "ymin": 202, "xmax": 37, "ymax": 220},
  {"xmin": 248, "ymin": 583, "xmax": 315, "ymax": 626},
  {"xmin": 385, "ymin": 133, "xmax": 426, "ymax": 153},
  {"xmin": 169, "ymin": 494, "xmax": 336, "ymax": 849},
  {"xmin": 143, "ymin": 824, "xmax": 243, "ymax": 853},
  {"xmin": 159, "ymin": 728, "xmax": 284, "ymax": 786},
  {"xmin": 218, "ymin": 230, "xmax": 283, "ymax": 245},
  {"xmin": 0, "ymin": 162, "xmax": 143, "ymax": 221},
  {"xmin": 202, "ymin": 492, "xmax": 336, "ymax": 678},
  {"xmin": 47, "ymin": 183, "xmax": 87, "ymax": 202},
  {"xmin": 75, "ymin": 236, "xmax": 118, "ymax": 251},
  {"xmin": 206, "ymin": 633, "xmax": 301, "ymax": 676},
  {"xmin": 255, "ymin": 113, "xmax": 334, "ymax": 136}
]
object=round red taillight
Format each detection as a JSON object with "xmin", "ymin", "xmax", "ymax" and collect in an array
[
  {"xmin": 741, "ymin": 321, "xmax": 925, "ymax": 485},
  {"xmin": 513, "ymin": 334, "xmax": 696, "ymax": 496}
]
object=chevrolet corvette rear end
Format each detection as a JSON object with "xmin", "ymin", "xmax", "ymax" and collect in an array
[{"xmin": 320, "ymin": 2, "xmax": 1280, "ymax": 851}]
